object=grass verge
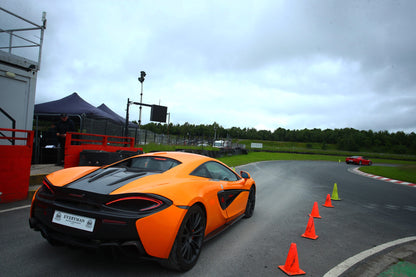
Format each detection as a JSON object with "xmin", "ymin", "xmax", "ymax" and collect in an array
[
  {"xmin": 217, "ymin": 152, "xmax": 345, "ymax": 167},
  {"xmin": 138, "ymin": 146, "xmax": 416, "ymax": 183},
  {"xmin": 359, "ymin": 165, "xmax": 416, "ymax": 184},
  {"xmin": 217, "ymin": 152, "xmax": 416, "ymax": 184}
]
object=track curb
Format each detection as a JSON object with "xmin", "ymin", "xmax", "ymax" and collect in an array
[{"xmin": 349, "ymin": 167, "xmax": 416, "ymax": 188}]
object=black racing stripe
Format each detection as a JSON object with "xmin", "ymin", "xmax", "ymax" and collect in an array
[{"xmin": 64, "ymin": 168, "xmax": 156, "ymax": 195}]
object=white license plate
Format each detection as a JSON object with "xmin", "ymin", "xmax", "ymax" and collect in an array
[{"xmin": 52, "ymin": 210, "xmax": 96, "ymax": 232}]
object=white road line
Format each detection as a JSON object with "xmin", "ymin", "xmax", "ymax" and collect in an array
[
  {"xmin": 0, "ymin": 205, "xmax": 31, "ymax": 214},
  {"xmin": 323, "ymin": 236, "xmax": 416, "ymax": 277}
]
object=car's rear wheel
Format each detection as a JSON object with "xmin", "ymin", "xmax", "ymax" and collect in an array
[
  {"xmin": 244, "ymin": 185, "xmax": 256, "ymax": 218},
  {"xmin": 161, "ymin": 204, "xmax": 206, "ymax": 272}
]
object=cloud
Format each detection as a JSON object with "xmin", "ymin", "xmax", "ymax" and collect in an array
[{"xmin": 1, "ymin": 0, "xmax": 415, "ymax": 133}]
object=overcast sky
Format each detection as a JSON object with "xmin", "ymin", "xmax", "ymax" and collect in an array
[{"xmin": 2, "ymin": 0, "xmax": 415, "ymax": 133}]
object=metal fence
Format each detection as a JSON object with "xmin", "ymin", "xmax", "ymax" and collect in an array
[
  {"xmin": 83, "ymin": 118, "xmax": 204, "ymax": 146},
  {"xmin": 33, "ymin": 117, "xmax": 246, "ymax": 164},
  {"xmin": 82, "ymin": 118, "xmax": 245, "ymax": 149}
]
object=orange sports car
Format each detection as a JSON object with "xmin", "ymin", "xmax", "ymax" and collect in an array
[{"xmin": 29, "ymin": 151, "xmax": 256, "ymax": 271}]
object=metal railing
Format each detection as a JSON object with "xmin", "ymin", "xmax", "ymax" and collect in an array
[
  {"xmin": 0, "ymin": 7, "xmax": 46, "ymax": 70},
  {"xmin": 0, "ymin": 108, "xmax": 16, "ymax": 145}
]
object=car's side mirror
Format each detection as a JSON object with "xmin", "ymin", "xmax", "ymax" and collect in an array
[{"xmin": 240, "ymin": 171, "xmax": 251, "ymax": 179}]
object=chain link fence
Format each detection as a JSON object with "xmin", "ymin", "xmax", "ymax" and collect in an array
[{"xmin": 83, "ymin": 118, "xmax": 209, "ymax": 146}]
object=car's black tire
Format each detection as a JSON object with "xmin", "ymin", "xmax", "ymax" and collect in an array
[
  {"xmin": 359, "ymin": 161, "xmax": 362, "ymax": 165},
  {"xmin": 160, "ymin": 204, "xmax": 206, "ymax": 272},
  {"xmin": 243, "ymin": 185, "xmax": 256, "ymax": 218}
]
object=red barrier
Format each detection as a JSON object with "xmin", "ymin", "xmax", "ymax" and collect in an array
[
  {"xmin": 0, "ymin": 128, "xmax": 34, "ymax": 203},
  {"xmin": 64, "ymin": 132, "xmax": 143, "ymax": 168}
]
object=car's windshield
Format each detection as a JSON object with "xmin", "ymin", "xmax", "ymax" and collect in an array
[{"xmin": 114, "ymin": 156, "xmax": 181, "ymax": 172}]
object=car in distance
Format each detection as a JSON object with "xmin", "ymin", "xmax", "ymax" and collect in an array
[
  {"xmin": 29, "ymin": 151, "xmax": 256, "ymax": 271},
  {"xmin": 345, "ymin": 155, "xmax": 372, "ymax": 165}
]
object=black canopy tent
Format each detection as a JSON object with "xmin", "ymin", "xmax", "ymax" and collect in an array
[
  {"xmin": 33, "ymin": 92, "xmax": 131, "ymax": 163},
  {"xmin": 34, "ymin": 92, "xmax": 119, "ymax": 121},
  {"xmin": 97, "ymin": 103, "xmax": 139, "ymax": 128},
  {"xmin": 97, "ymin": 103, "xmax": 124, "ymax": 124}
]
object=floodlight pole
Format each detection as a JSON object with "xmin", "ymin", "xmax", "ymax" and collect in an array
[
  {"xmin": 138, "ymin": 71, "xmax": 146, "ymax": 129},
  {"xmin": 124, "ymin": 98, "xmax": 130, "ymax": 137},
  {"xmin": 167, "ymin": 112, "xmax": 170, "ymax": 143}
]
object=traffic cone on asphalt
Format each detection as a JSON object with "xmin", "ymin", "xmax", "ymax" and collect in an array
[
  {"xmin": 323, "ymin": 194, "xmax": 334, "ymax": 208},
  {"xmin": 309, "ymin": 201, "xmax": 322, "ymax": 218},
  {"xmin": 278, "ymin": 243, "xmax": 306, "ymax": 276},
  {"xmin": 301, "ymin": 216, "xmax": 319, "ymax": 240},
  {"xmin": 331, "ymin": 183, "xmax": 341, "ymax": 200}
]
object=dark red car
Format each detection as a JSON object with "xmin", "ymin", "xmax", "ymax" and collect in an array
[{"xmin": 345, "ymin": 156, "xmax": 372, "ymax": 165}]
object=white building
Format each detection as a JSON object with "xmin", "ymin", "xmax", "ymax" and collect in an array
[{"xmin": 0, "ymin": 8, "xmax": 46, "ymax": 135}]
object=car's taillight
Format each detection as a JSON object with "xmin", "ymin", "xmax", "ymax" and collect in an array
[
  {"xmin": 105, "ymin": 196, "xmax": 164, "ymax": 212},
  {"xmin": 37, "ymin": 179, "xmax": 55, "ymax": 197}
]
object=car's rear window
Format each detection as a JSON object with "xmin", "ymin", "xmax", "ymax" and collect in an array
[{"xmin": 114, "ymin": 156, "xmax": 181, "ymax": 172}]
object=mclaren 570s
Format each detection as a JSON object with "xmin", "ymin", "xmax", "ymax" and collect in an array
[{"xmin": 30, "ymin": 151, "xmax": 256, "ymax": 271}]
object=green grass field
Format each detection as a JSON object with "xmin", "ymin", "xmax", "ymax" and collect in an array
[
  {"xmin": 359, "ymin": 165, "xmax": 416, "ymax": 184},
  {"xmin": 139, "ymin": 143, "xmax": 416, "ymax": 184},
  {"xmin": 217, "ymin": 152, "xmax": 416, "ymax": 184}
]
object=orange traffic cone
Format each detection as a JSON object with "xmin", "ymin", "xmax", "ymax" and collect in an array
[
  {"xmin": 323, "ymin": 194, "xmax": 334, "ymax": 208},
  {"xmin": 301, "ymin": 215, "xmax": 319, "ymax": 240},
  {"xmin": 309, "ymin": 201, "xmax": 322, "ymax": 218},
  {"xmin": 278, "ymin": 243, "xmax": 306, "ymax": 275}
]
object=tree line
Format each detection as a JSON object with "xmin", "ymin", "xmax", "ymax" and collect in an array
[{"xmin": 140, "ymin": 122, "xmax": 416, "ymax": 155}]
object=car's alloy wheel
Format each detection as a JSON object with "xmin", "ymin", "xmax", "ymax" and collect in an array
[
  {"xmin": 162, "ymin": 205, "xmax": 206, "ymax": 272},
  {"xmin": 244, "ymin": 186, "xmax": 256, "ymax": 218}
]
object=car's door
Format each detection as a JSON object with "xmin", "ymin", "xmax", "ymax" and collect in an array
[
  {"xmin": 203, "ymin": 162, "xmax": 248, "ymax": 221},
  {"xmin": 189, "ymin": 162, "xmax": 229, "ymax": 234}
]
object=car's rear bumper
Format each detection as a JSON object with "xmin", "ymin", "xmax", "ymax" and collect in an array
[
  {"xmin": 29, "ymin": 190, "xmax": 187, "ymax": 259},
  {"xmin": 28, "ymin": 196, "xmax": 155, "ymax": 257},
  {"xmin": 29, "ymin": 216, "xmax": 149, "ymax": 256}
]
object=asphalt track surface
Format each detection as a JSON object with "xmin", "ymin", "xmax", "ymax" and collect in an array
[{"xmin": 1, "ymin": 161, "xmax": 415, "ymax": 276}]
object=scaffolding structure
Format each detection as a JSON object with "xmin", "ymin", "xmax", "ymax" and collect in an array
[{"xmin": 0, "ymin": 7, "xmax": 46, "ymax": 71}]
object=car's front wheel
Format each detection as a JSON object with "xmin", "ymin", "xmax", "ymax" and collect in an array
[
  {"xmin": 244, "ymin": 185, "xmax": 256, "ymax": 218},
  {"xmin": 161, "ymin": 204, "xmax": 206, "ymax": 272}
]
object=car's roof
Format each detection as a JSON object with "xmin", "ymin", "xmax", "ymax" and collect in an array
[{"xmin": 138, "ymin": 151, "xmax": 214, "ymax": 164}]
